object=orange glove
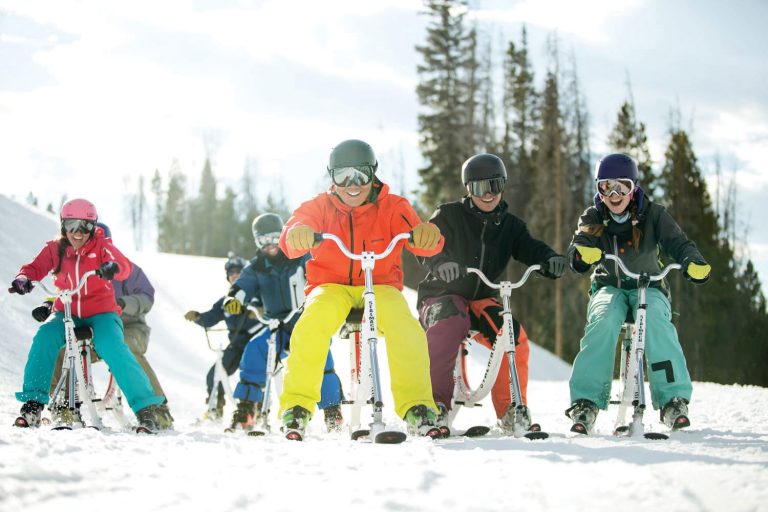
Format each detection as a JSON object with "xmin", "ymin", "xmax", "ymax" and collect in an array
[
  {"xmin": 286, "ymin": 224, "xmax": 318, "ymax": 252},
  {"xmin": 411, "ymin": 223, "xmax": 441, "ymax": 251}
]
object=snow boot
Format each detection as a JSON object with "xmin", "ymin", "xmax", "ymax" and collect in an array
[
  {"xmin": 229, "ymin": 400, "xmax": 259, "ymax": 431},
  {"xmin": 435, "ymin": 402, "xmax": 451, "ymax": 438},
  {"xmin": 281, "ymin": 406, "xmax": 310, "ymax": 441},
  {"xmin": 566, "ymin": 399, "xmax": 598, "ymax": 435},
  {"xmin": 14, "ymin": 401, "xmax": 44, "ymax": 428},
  {"xmin": 403, "ymin": 404, "xmax": 441, "ymax": 438},
  {"xmin": 136, "ymin": 404, "xmax": 174, "ymax": 433},
  {"xmin": 202, "ymin": 392, "xmax": 226, "ymax": 421},
  {"xmin": 323, "ymin": 404, "xmax": 343, "ymax": 433},
  {"xmin": 660, "ymin": 397, "xmax": 690, "ymax": 430}
]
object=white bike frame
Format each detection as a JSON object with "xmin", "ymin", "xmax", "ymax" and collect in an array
[
  {"xmin": 320, "ymin": 232, "xmax": 412, "ymax": 440},
  {"xmin": 244, "ymin": 306, "xmax": 301, "ymax": 433},
  {"xmin": 37, "ymin": 272, "xmax": 131, "ymax": 430},
  {"xmin": 605, "ymin": 254, "xmax": 681, "ymax": 437},
  {"xmin": 204, "ymin": 327, "xmax": 235, "ymax": 415},
  {"xmin": 449, "ymin": 265, "xmax": 540, "ymax": 437}
]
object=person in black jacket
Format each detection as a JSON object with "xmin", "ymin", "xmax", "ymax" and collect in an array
[{"xmin": 417, "ymin": 153, "xmax": 566, "ymax": 435}]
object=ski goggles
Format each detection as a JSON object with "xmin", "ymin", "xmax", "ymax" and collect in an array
[
  {"xmin": 255, "ymin": 232, "xmax": 281, "ymax": 249},
  {"xmin": 596, "ymin": 178, "xmax": 634, "ymax": 197},
  {"xmin": 466, "ymin": 177, "xmax": 506, "ymax": 197},
  {"xmin": 62, "ymin": 219, "xmax": 95, "ymax": 234},
  {"xmin": 330, "ymin": 165, "xmax": 374, "ymax": 187}
]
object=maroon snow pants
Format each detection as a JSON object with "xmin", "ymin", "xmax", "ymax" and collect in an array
[{"xmin": 419, "ymin": 294, "xmax": 530, "ymax": 418}]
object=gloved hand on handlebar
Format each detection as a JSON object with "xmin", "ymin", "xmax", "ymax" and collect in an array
[
  {"xmin": 541, "ymin": 255, "xmax": 567, "ymax": 279},
  {"xmin": 286, "ymin": 224, "xmax": 318, "ymax": 252},
  {"xmin": 574, "ymin": 245, "xmax": 602, "ymax": 266},
  {"xmin": 32, "ymin": 301, "xmax": 53, "ymax": 322},
  {"xmin": 97, "ymin": 261, "xmax": 119, "ymax": 280},
  {"xmin": 223, "ymin": 297, "xmax": 243, "ymax": 315},
  {"xmin": 11, "ymin": 276, "xmax": 33, "ymax": 295},
  {"xmin": 434, "ymin": 261, "xmax": 462, "ymax": 283},
  {"xmin": 410, "ymin": 222, "xmax": 441, "ymax": 251},
  {"xmin": 685, "ymin": 261, "xmax": 711, "ymax": 284}
]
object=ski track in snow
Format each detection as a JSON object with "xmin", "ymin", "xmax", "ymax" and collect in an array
[{"xmin": 1, "ymin": 194, "xmax": 767, "ymax": 512}]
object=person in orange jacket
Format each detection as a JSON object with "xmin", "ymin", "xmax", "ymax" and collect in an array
[{"xmin": 278, "ymin": 139, "xmax": 444, "ymax": 439}]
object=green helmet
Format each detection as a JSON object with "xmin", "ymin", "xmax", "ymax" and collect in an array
[{"xmin": 327, "ymin": 139, "xmax": 378, "ymax": 174}]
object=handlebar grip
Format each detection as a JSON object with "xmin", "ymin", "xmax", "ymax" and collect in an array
[
  {"xmin": 313, "ymin": 232, "xmax": 323, "ymax": 243},
  {"xmin": 8, "ymin": 287, "xmax": 16, "ymax": 294}
]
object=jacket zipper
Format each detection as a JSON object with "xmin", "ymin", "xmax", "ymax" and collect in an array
[
  {"xmin": 612, "ymin": 235, "xmax": 620, "ymax": 289},
  {"xmin": 471, "ymin": 220, "xmax": 488, "ymax": 299},
  {"xmin": 75, "ymin": 252, "xmax": 82, "ymax": 317},
  {"xmin": 348, "ymin": 212, "xmax": 354, "ymax": 285}
]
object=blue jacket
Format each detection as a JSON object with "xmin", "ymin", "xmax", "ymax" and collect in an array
[
  {"xmin": 195, "ymin": 295, "xmax": 260, "ymax": 346},
  {"xmin": 229, "ymin": 251, "xmax": 308, "ymax": 320}
]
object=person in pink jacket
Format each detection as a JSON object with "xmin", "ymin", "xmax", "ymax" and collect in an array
[{"xmin": 10, "ymin": 199, "xmax": 168, "ymax": 431}]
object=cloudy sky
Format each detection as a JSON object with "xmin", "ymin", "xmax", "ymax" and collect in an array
[{"xmin": 1, "ymin": 0, "xmax": 767, "ymax": 283}]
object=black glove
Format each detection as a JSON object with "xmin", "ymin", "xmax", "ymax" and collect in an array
[
  {"xmin": 542, "ymin": 255, "xmax": 567, "ymax": 279},
  {"xmin": 32, "ymin": 301, "xmax": 53, "ymax": 322},
  {"xmin": 11, "ymin": 276, "xmax": 33, "ymax": 295},
  {"xmin": 435, "ymin": 262, "xmax": 461, "ymax": 283},
  {"xmin": 97, "ymin": 261, "xmax": 119, "ymax": 280},
  {"xmin": 116, "ymin": 297, "xmax": 126, "ymax": 309}
]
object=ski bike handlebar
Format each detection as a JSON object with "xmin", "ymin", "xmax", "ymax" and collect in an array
[
  {"xmin": 245, "ymin": 304, "xmax": 302, "ymax": 331},
  {"xmin": 465, "ymin": 264, "xmax": 542, "ymax": 290},
  {"xmin": 604, "ymin": 254, "xmax": 681, "ymax": 281},
  {"xmin": 313, "ymin": 232, "xmax": 414, "ymax": 260},
  {"xmin": 9, "ymin": 270, "xmax": 99, "ymax": 297}
]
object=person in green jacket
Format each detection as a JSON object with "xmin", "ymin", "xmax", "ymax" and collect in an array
[{"xmin": 565, "ymin": 153, "xmax": 711, "ymax": 434}]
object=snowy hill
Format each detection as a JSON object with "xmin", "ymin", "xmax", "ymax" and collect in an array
[{"xmin": 0, "ymin": 194, "xmax": 766, "ymax": 512}]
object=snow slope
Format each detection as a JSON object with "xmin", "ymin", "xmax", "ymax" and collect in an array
[{"xmin": 0, "ymin": 194, "xmax": 766, "ymax": 512}]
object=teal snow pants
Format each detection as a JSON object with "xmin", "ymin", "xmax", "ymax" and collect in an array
[
  {"xmin": 568, "ymin": 286, "xmax": 692, "ymax": 410},
  {"xmin": 16, "ymin": 312, "xmax": 164, "ymax": 413}
]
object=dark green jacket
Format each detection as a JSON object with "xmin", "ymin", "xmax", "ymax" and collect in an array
[{"xmin": 567, "ymin": 191, "xmax": 706, "ymax": 297}]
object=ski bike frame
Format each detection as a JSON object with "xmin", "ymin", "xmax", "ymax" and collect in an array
[
  {"xmin": 605, "ymin": 254, "xmax": 681, "ymax": 440},
  {"xmin": 243, "ymin": 305, "xmax": 301, "ymax": 434},
  {"xmin": 203, "ymin": 326, "xmax": 235, "ymax": 417},
  {"xmin": 317, "ymin": 231, "xmax": 412, "ymax": 444},
  {"xmin": 28, "ymin": 272, "xmax": 130, "ymax": 430},
  {"xmin": 450, "ymin": 264, "xmax": 547, "ymax": 439}
]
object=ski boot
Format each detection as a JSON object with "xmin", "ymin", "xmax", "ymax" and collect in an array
[
  {"xmin": 661, "ymin": 397, "xmax": 690, "ymax": 430},
  {"xmin": 227, "ymin": 400, "xmax": 259, "ymax": 432},
  {"xmin": 281, "ymin": 406, "xmax": 310, "ymax": 441},
  {"xmin": 201, "ymin": 392, "xmax": 226, "ymax": 422},
  {"xmin": 14, "ymin": 401, "xmax": 44, "ymax": 428},
  {"xmin": 435, "ymin": 402, "xmax": 451, "ymax": 438},
  {"xmin": 136, "ymin": 404, "xmax": 174, "ymax": 433},
  {"xmin": 323, "ymin": 404, "xmax": 343, "ymax": 433},
  {"xmin": 404, "ymin": 404, "xmax": 441, "ymax": 438},
  {"xmin": 565, "ymin": 399, "xmax": 598, "ymax": 435},
  {"xmin": 498, "ymin": 404, "xmax": 548, "ymax": 439}
]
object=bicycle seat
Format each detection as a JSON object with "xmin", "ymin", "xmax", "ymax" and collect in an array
[
  {"xmin": 623, "ymin": 310, "xmax": 635, "ymax": 324},
  {"xmin": 74, "ymin": 326, "xmax": 94, "ymax": 341},
  {"xmin": 345, "ymin": 308, "xmax": 363, "ymax": 325}
]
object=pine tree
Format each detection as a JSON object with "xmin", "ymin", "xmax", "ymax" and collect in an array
[
  {"xmin": 191, "ymin": 158, "xmax": 218, "ymax": 256},
  {"xmin": 607, "ymin": 98, "xmax": 656, "ymax": 198},
  {"xmin": 158, "ymin": 163, "xmax": 188, "ymax": 254},
  {"xmin": 415, "ymin": 0, "xmax": 475, "ymax": 210}
]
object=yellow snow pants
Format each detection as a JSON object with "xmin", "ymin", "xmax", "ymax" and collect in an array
[{"xmin": 279, "ymin": 284, "xmax": 436, "ymax": 419}]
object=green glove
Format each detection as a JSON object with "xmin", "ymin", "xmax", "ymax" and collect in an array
[
  {"xmin": 575, "ymin": 245, "xmax": 602, "ymax": 265},
  {"xmin": 686, "ymin": 262, "xmax": 711, "ymax": 281}
]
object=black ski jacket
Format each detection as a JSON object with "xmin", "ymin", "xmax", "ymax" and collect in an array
[{"xmin": 417, "ymin": 196, "xmax": 558, "ymax": 307}]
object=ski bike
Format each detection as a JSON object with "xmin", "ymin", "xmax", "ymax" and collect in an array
[
  {"xmin": 201, "ymin": 326, "xmax": 235, "ymax": 421},
  {"xmin": 449, "ymin": 264, "xmax": 549, "ymax": 440},
  {"xmin": 238, "ymin": 305, "xmax": 301, "ymax": 436},
  {"xmin": 317, "ymin": 231, "xmax": 439, "ymax": 444},
  {"xmin": 13, "ymin": 271, "xmax": 133, "ymax": 431},
  {"xmin": 604, "ymin": 254, "xmax": 682, "ymax": 440}
]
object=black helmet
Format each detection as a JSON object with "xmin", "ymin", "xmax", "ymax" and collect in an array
[
  {"xmin": 224, "ymin": 253, "xmax": 247, "ymax": 277},
  {"xmin": 252, "ymin": 212, "xmax": 283, "ymax": 249},
  {"xmin": 328, "ymin": 139, "xmax": 378, "ymax": 172},
  {"xmin": 595, "ymin": 153, "xmax": 638, "ymax": 183},
  {"xmin": 461, "ymin": 153, "xmax": 507, "ymax": 185}
]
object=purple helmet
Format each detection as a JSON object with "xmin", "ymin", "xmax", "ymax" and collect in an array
[{"xmin": 595, "ymin": 153, "xmax": 638, "ymax": 183}]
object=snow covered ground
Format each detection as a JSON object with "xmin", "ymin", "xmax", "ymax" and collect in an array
[{"xmin": 1, "ymin": 194, "xmax": 767, "ymax": 512}]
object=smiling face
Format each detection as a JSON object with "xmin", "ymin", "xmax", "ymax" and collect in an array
[
  {"xmin": 65, "ymin": 230, "xmax": 91, "ymax": 250},
  {"xmin": 333, "ymin": 181, "xmax": 373, "ymax": 208},
  {"xmin": 602, "ymin": 192, "xmax": 631, "ymax": 215},
  {"xmin": 469, "ymin": 191, "xmax": 502, "ymax": 212}
]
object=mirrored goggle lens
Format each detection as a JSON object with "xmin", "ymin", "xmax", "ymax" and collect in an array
[
  {"xmin": 331, "ymin": 166, "xmax": 374, "ymax": 187},
  {"xmin": 597, "ymin": 179, "xmax": 634, "ymax": 197},
  {"xmin": 255, "ymin": 232, "xmax": 281, "ymax": 248},
  {"xmin": 467, "ymin": 177, "xmax": 505, "ymax": 197},
  {"xmin": 62, "ymin": 219, "xmax": 95, "ymax": 234}
]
